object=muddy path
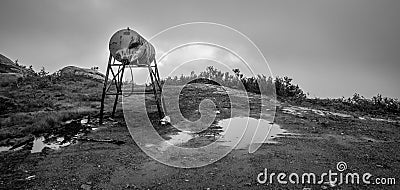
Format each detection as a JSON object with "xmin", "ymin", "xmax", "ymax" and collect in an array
[{"xmin": 1, "ymin": 84, "xmax": 399, "ymax": 189}]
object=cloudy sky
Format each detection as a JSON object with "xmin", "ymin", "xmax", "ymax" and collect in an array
[{"xmin": 0, "ymin": 0, "xmax": 399, "ymax": 98}]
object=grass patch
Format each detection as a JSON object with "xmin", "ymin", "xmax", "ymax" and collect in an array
[{"xmin": 0, "ymin": 109, "xmax": 96, "ymax": 139}]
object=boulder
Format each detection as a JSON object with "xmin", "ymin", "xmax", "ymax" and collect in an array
[
  {"xmin": 0, "ymin": 54, "xmax": 32, "ymax": 74},
  {"xmin": 59, "ymin": 66, "xmax": 105, "ymax": 81},
  {"xmin": 0, "ymin": 54, "xmax": 31, "ymax": 86}
]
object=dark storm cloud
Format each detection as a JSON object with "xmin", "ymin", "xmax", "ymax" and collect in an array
[{"xmin": 0, "ymin": 0, "xmax": 399, "ymax": 98}]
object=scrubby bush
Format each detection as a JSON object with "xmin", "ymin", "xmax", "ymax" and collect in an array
[
  {"xmin": 162, "ymin": 66, "xmax": 306, "ymax": 101},
  {"xmin": 274, "ymin": 76, "xmax": 306, "ymax": 101},
  {"xmin": 17, "ymin": 66, "xmax": 57, "ymax": 89},
  {"xmin": 304, "ymin": 93, "xmax": 400, "ymax": 117},
  {"xmin": 342, "ymin": 93, "xmax": 400, "ymax": 115}
]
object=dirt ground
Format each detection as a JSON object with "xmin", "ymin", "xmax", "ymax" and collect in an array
[{"xmin": 1, "ymin": 84, "xmax": 399, "ymax": 190}]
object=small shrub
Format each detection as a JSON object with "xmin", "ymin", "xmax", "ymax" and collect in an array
[{"xmin": 162, "ymin": 66, "xmax": 305, "ymax": 101}]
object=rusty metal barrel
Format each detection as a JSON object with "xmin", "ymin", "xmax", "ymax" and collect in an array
[{"xmin": 109, "ymin": 28, "xmax": 155, "ymax": 66}]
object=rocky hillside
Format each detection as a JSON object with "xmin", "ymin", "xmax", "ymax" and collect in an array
[
  {"xmin": 0, "ymin": 54, "xmax": 106, "ymax": 114},
  {"xmin": 0, "ymin": 53, "xmax": 106, "ymax": 86}
]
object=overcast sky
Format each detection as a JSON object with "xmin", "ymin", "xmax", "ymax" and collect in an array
[{"xmin": 0, "ymin": 0, "xmax": 399, "ymax": 98}]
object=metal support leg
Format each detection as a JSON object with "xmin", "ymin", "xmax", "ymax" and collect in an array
[
  {"xmin": 148, "ymin": 65, "xmax": 163, "ymax": 119},
  {"xmin": 154, "ymin": 60, "xmax": 167, "ymax": 116},
  {"xmin": 112, "ymin": 64, "xmax": 126, "ymax": 117},
  {"xmin": 99, "ymin": 54, "xmax": 112, "ymax": 124}
]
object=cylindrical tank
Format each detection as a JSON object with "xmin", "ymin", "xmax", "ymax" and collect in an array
[{"xmin": 109, "ymin": 28, "xmax": 155, "ymax": 66}]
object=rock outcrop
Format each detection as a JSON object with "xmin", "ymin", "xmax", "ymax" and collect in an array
[
  {"xmin": 59, "ymin": 66, "xmax": 105, "ymax": 81},
  {"xmin": 0, "ymin": 54, "xmax": 23, "ymax": 74},
  {"xmin": 0, "ymin": 54, "xmax": 29, "ymax": 86}
]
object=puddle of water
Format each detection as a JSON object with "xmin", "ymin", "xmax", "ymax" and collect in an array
[
  {"xmin": 151, "ymin": 117, "xmax": 295, "ymax": 151},
  {"xmin": 31, "ymin": 136, "xmax": 74, "ymax": 153},
  {"xmin": 147, "ymin": 132, "xmax": 196, "ymax": 151},
  {"xmin": 218, "ymin": 117, "xmax": 294, "ymax": 149},
  {"xmin": 0, "ymin": 146, "xmax": 12, "ymax": 152},
  {"xmin": 81, "ymin": 119, "xmax": 88, "ymax": 124},
  {"xmin": 1, "ymin": 116, "xmax": 108, "ymax": 153},
  {"xmin": 165, "ymin": 132, "xmax": 194, "ymax": 145},
  {"xmin": 0, "ymin": 144, "xmax": 27, "ymax": 152},
  {"xmin": 65, "ymin": 120, "xmax": 74, "ymax": 124}
]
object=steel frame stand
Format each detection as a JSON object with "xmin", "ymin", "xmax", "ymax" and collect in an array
[{"xmin": 99, "ymin": 53, "xmax": 163, "ymax": 124}]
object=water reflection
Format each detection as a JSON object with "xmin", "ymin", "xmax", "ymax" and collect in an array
[
  {"xmin": 0, "ymin": 146, "xmax": 12, "ymax": 152},
  {"xmin": 218, "ymin": 117, "xmax": 294, "ymax": 149},
  {"xmin": 165, "ymin": 132, "xmax": 194, "ymax": 145},
  {"xmin": 157, "ymin": 117, "xmax": 294, "ymax": 150},
  {"xmin": 31, "ymin": 136, "xmax": 75, "ymax": 153}
]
